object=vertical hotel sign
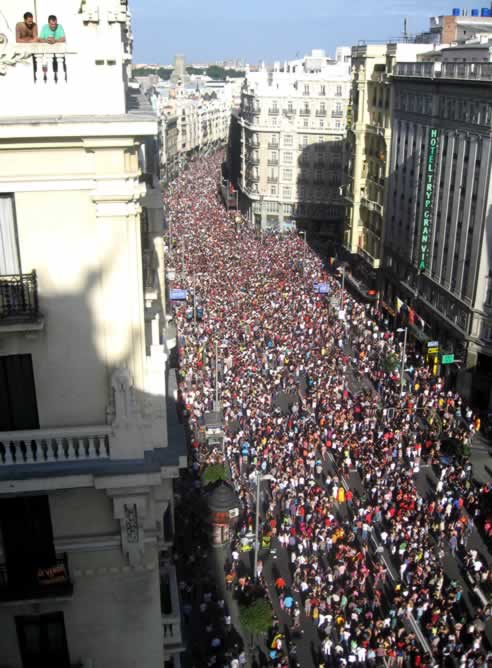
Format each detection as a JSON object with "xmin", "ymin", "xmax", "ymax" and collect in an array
[{"xmin": 419, "ymin": 128, "xmax": 439, "ymax": 271}]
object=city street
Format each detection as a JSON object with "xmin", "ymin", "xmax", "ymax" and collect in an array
[{"xmin": 166, "ymin": 152, "xmax": 492, "ymax": 668}]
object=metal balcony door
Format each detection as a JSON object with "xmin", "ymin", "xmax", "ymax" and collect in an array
[
  {"xmin": 16, "ymin": 612, "xmax": 70, "ymax": 668},
  {"xmin": 0, "ymin": 354, "xmax": 39, "ymax": 431},
  {"xmin": 0, "ymin": 496, "xmax": 56, "ymax": 589}
]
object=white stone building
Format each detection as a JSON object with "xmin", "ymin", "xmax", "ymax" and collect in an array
[
  {"xmin": 0, "ymin": 2, "xmax": 185, "ymax": 667},
  {"xmin": 238, "ymin": 49, "xmax": 351, "ymax": 239}
]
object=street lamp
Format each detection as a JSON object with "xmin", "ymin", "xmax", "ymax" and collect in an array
[
  {"xmin": 299, "ymin": 230, "xmax": 307, "ymax": 275},
  {"xmin": 396, "ymin": 327, "xmax": 408, "ymax": 397},
  {"xmin": 253, "ymin": 472, "xmax": 276, "ymax": 580}
]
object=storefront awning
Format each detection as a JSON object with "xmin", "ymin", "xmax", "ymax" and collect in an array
[{"xmin": 408, "ymin": 323, "xmax": 431, "ymax": 344}]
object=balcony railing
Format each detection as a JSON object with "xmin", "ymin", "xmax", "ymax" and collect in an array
[
  {"xmin": 0, "ymin": 553, "xmax": 73, "ymax": 602},
  {"xmin": 267, "ymin": 142, "xmax": 279, "ymax": 149},
  {"xmin": 0, "ymin": 425, "xmax": 112, "ymax": 466},
  {"xmin": 267, "ymin": 176, "xmax": 278, "ymax": 183},
  {"xmin": 332, "ymin": 110, "xmax": 344, "ymax": 118},
  {"xmin": 267, "ymin": 159, "xmax": 278, "ymax": 166},
  {"xmin": 316, "ymin": 110, "xmax": 327, "ymax": 117},
  {"xmin": 0, "ymin": 271, "xmax": 40, "ymax": 322},
  {"xmin": 268, "ymin": 108, "xmax": 280, "ymax": 115},
  {"xmin": 299, "ymin": 109, "xmax": 311, "ymax": 117},
  {"xmin": 246, "ymin": 155, "xmax": 259, "ymax": 165}
]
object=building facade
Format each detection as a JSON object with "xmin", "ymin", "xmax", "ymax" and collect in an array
[
  {"xmin": 344, "ymin": 43, "xmax": 433, "ymax": 275},
  {"xmin": 381, "ymin": 59, "xmax": 492, "ymax": 402},
  {"xmin": 0, "ymin": 1, "xmax": 185, "ymax": 667},
  {"xmin": 238, "ymin": 49, "xmax": 351, "ymax": 240}
]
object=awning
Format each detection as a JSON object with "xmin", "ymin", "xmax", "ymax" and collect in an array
[
  {"xmin": 381, "ymin": 301, "xmax": 396, "ymax": 318},
  {"xmin": 344, "ymin": 273, "xmax": 378, "ymax": 302},
  {"xmin": 408, "ymin": 323, "xmax": 431, "ymax": 344}
]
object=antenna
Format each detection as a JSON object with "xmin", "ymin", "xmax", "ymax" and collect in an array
[{"xmin": 403, "ymin": 17, "xmax": 409, "ymax": 41}]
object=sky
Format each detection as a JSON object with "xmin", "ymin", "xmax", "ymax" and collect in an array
[{"xmin": 132, "ymin": 1, "xmax": 487, "ymax": 65}]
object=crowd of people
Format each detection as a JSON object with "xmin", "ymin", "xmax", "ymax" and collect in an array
[{"xmin": 166, "ymin": 153, "xmax": 492, "ymax": 667}]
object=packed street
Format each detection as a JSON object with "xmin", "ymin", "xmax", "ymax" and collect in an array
[{"xmin": 165, "ymin": 153, "xmax": 492, "ymax": 668}]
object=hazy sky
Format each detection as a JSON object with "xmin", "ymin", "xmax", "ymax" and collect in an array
[{"xmin": 132, "ymin": 1, "xmax": 483, "ymax": 65}]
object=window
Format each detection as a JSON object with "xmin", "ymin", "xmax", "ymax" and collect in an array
[
  {"xmin": 0, "ymin": 195, "xmax": 20, "ymax": 275},
  {"xmin": 282, "ymin": 169, "xmax": 293, "ymax": 181},
  {"xmin": 320, "ymin": 85, "xmax": 326, "ymax": 96},
  {"xmin": 0, "ymin": 496, "xmax": 58, "ymax": 598},
  {"xmin": 0, "ymin": 354, "xmax": 39, "ymax": 431},
  {"xmin": 335, "ymin": 121, "xmax": 341, "ymax": 129},
  {"xmin": 16, "ymin": 612, "xmax": 70, "ymax": 668},
  {"xmin": 270, "ymin": 185, "xmax": 277, "ymax": 196},
  {"xmin": 336, "ymin": 85, "xmax": 342, "ymax": 96},
  {"xmin": 282, "ymin": 186, "xmax": 291, "ymax": 199},
  {"xmin": 287, "ymin": 101, "xmax": 294, "ymax": 112},
  {"xmin": 304, "ymin": 84, "xmax": 310, "ymax": 95},
  {"xmin": 283, "ymin": 152, "xmax": 293, "ymax": 163},
  {"xmin": 284, "ymin": 135, "xmax": 293, "ymax": 146},
  {"xmin": 319, "ymin": 120, "xmax": 324, "ymax": 128},
  {"xmin": 303, "ymin": 119, "xmax": 309, "ymax": 128}
]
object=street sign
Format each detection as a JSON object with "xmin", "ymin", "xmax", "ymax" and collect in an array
[
  {"xmin": 170, "ymin": 288, "xmax": 187, "ymax": 300},
  {"xmin": 441, "ymin": 354, "xmax": 455, "ymax": 365},
  {"xmin": 427, "ymin": 340, "xmax": 439, "ymax": 348},
  {"xmin": 313, "ymin": 282, "xmax": 330, "ymax": 294}
]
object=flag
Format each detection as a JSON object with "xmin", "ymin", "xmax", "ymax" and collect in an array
[
  {"xmin": 408, "ymin": 308, "xmax": 415, "ymax": 325},
  {"xmin": 395, "ymin": 297, "xmax": 404, "ymax": 313}
]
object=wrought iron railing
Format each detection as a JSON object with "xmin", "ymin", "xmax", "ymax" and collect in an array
[{"xmin": 0, "ymin": 270, "xmax": 39, "ymax": 321}]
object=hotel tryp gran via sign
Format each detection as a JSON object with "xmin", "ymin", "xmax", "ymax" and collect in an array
[{"xmin": 419, "ymin": 128, "xmax": 439, "ymax": 271}]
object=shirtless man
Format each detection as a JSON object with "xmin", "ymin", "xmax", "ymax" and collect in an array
[{"xmin": 16, "ymin": 12, "xmax": 38, "ymax": 42}]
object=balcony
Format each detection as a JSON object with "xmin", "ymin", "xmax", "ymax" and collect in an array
[
  {"xmin": 299, "ymin": 109, "xmax": 311, "ymax": 117},
  {"xmin": 246, "ymin": 155, "xmax": 260, "ymax": 165},
  {"xmin": 331, "ymin": 110, "xmax": 344, "ymax": 118},
  {"xmin": 267, "ymin": 159, "xmax": 278, "ymax": 166},
  {"xmin": 360, "ymin": 197, "xmax": 383, "ymax": 215},
  {"xmin": 0, "ymin": 271, "xmax": 44, "ymax": 332},
  {"xmin": 160, "ymin": 562, "xmax": 184, "ymax": 654},
  {"xmin": 0, "ymin": 553, "xmax": 73, "ymax": 603},
  {"xmin": 267, "ymin": 176, "xmax": 278, "ymax": 183},
  {"xmin": 0, "ymin": 425, "xmax": 112, "ymax": 466},
  {"xmin": 267, "ymin": 142, "xmax": 279, "ymax": 149},
  {"xmin": 316, "ymin": 110, "xmax": 327, "ymax": 117},
  {"xmin": 268, "ymin": 108, "xmax": 280, "ymax": 115}
]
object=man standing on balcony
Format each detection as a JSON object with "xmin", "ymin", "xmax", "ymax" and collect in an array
[
  {"xmin": 38, "ymin": 15, "xmax": 65, "ymax": 44},
  {"xmin": 15, "ymin": 12, "xmax": 38, "ymax": 42}
]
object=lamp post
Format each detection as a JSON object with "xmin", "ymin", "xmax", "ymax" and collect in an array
[
  {"xmin": 253, "ymin": 472, "xmax": 276, "ymax": 580},
  {"xmin": 340, "ymin": 266, "xmax": 345, "ymax": 309},
  {"xmin": 215, "ymin": 340, "xmax": 219, "ymax": 407},
  {"xmin": 299, "ymin": 230, "xmax": 307, "ymax": 275},
  {"xmin": 397, "ymin": 326, "xmax": 408, "ymax": 397}
]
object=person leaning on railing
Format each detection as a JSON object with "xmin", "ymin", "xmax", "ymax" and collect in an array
[
  {"xmin": 38, "ymin": 14, "xmax": 66, "ymax": 44},
  {"xmin": 15, "ymin": 12, "xmax": 38, "ymax": 42}
]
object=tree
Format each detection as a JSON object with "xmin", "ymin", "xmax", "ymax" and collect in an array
[
  {"xmin": 382, "ymin": 352, "xmax": 400, "ymax": 375},
  {"xmin": 202, "ymin": 463, "xmax": 227, "ymax": 484},
  {"xmin": 238, "ymin": 598, "xmax": 273, "ymax": 636}
]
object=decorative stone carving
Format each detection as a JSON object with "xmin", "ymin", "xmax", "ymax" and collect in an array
[
  {"xmin": 124, "ymin": 503, "xmax": 139, "ymax": 544},
  {"xmin": 111, "ymin": 366, "xmax": 138, "ymax": 425},
  {"xmin": 0, "ymin": 33, "xmax": 32, "ymax": 76},
  {"xmin": 112, "ymin": 494, "xmax": 147, "ymax": 566}
]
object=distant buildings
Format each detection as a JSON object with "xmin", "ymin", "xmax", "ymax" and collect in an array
[
  {"xmin": 144, "ymin": 55, "xmax": 242, "ymax": 182},
  {"xmin": 238, "ymin": 49, "xmax": 351, "ymax": 242}
]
